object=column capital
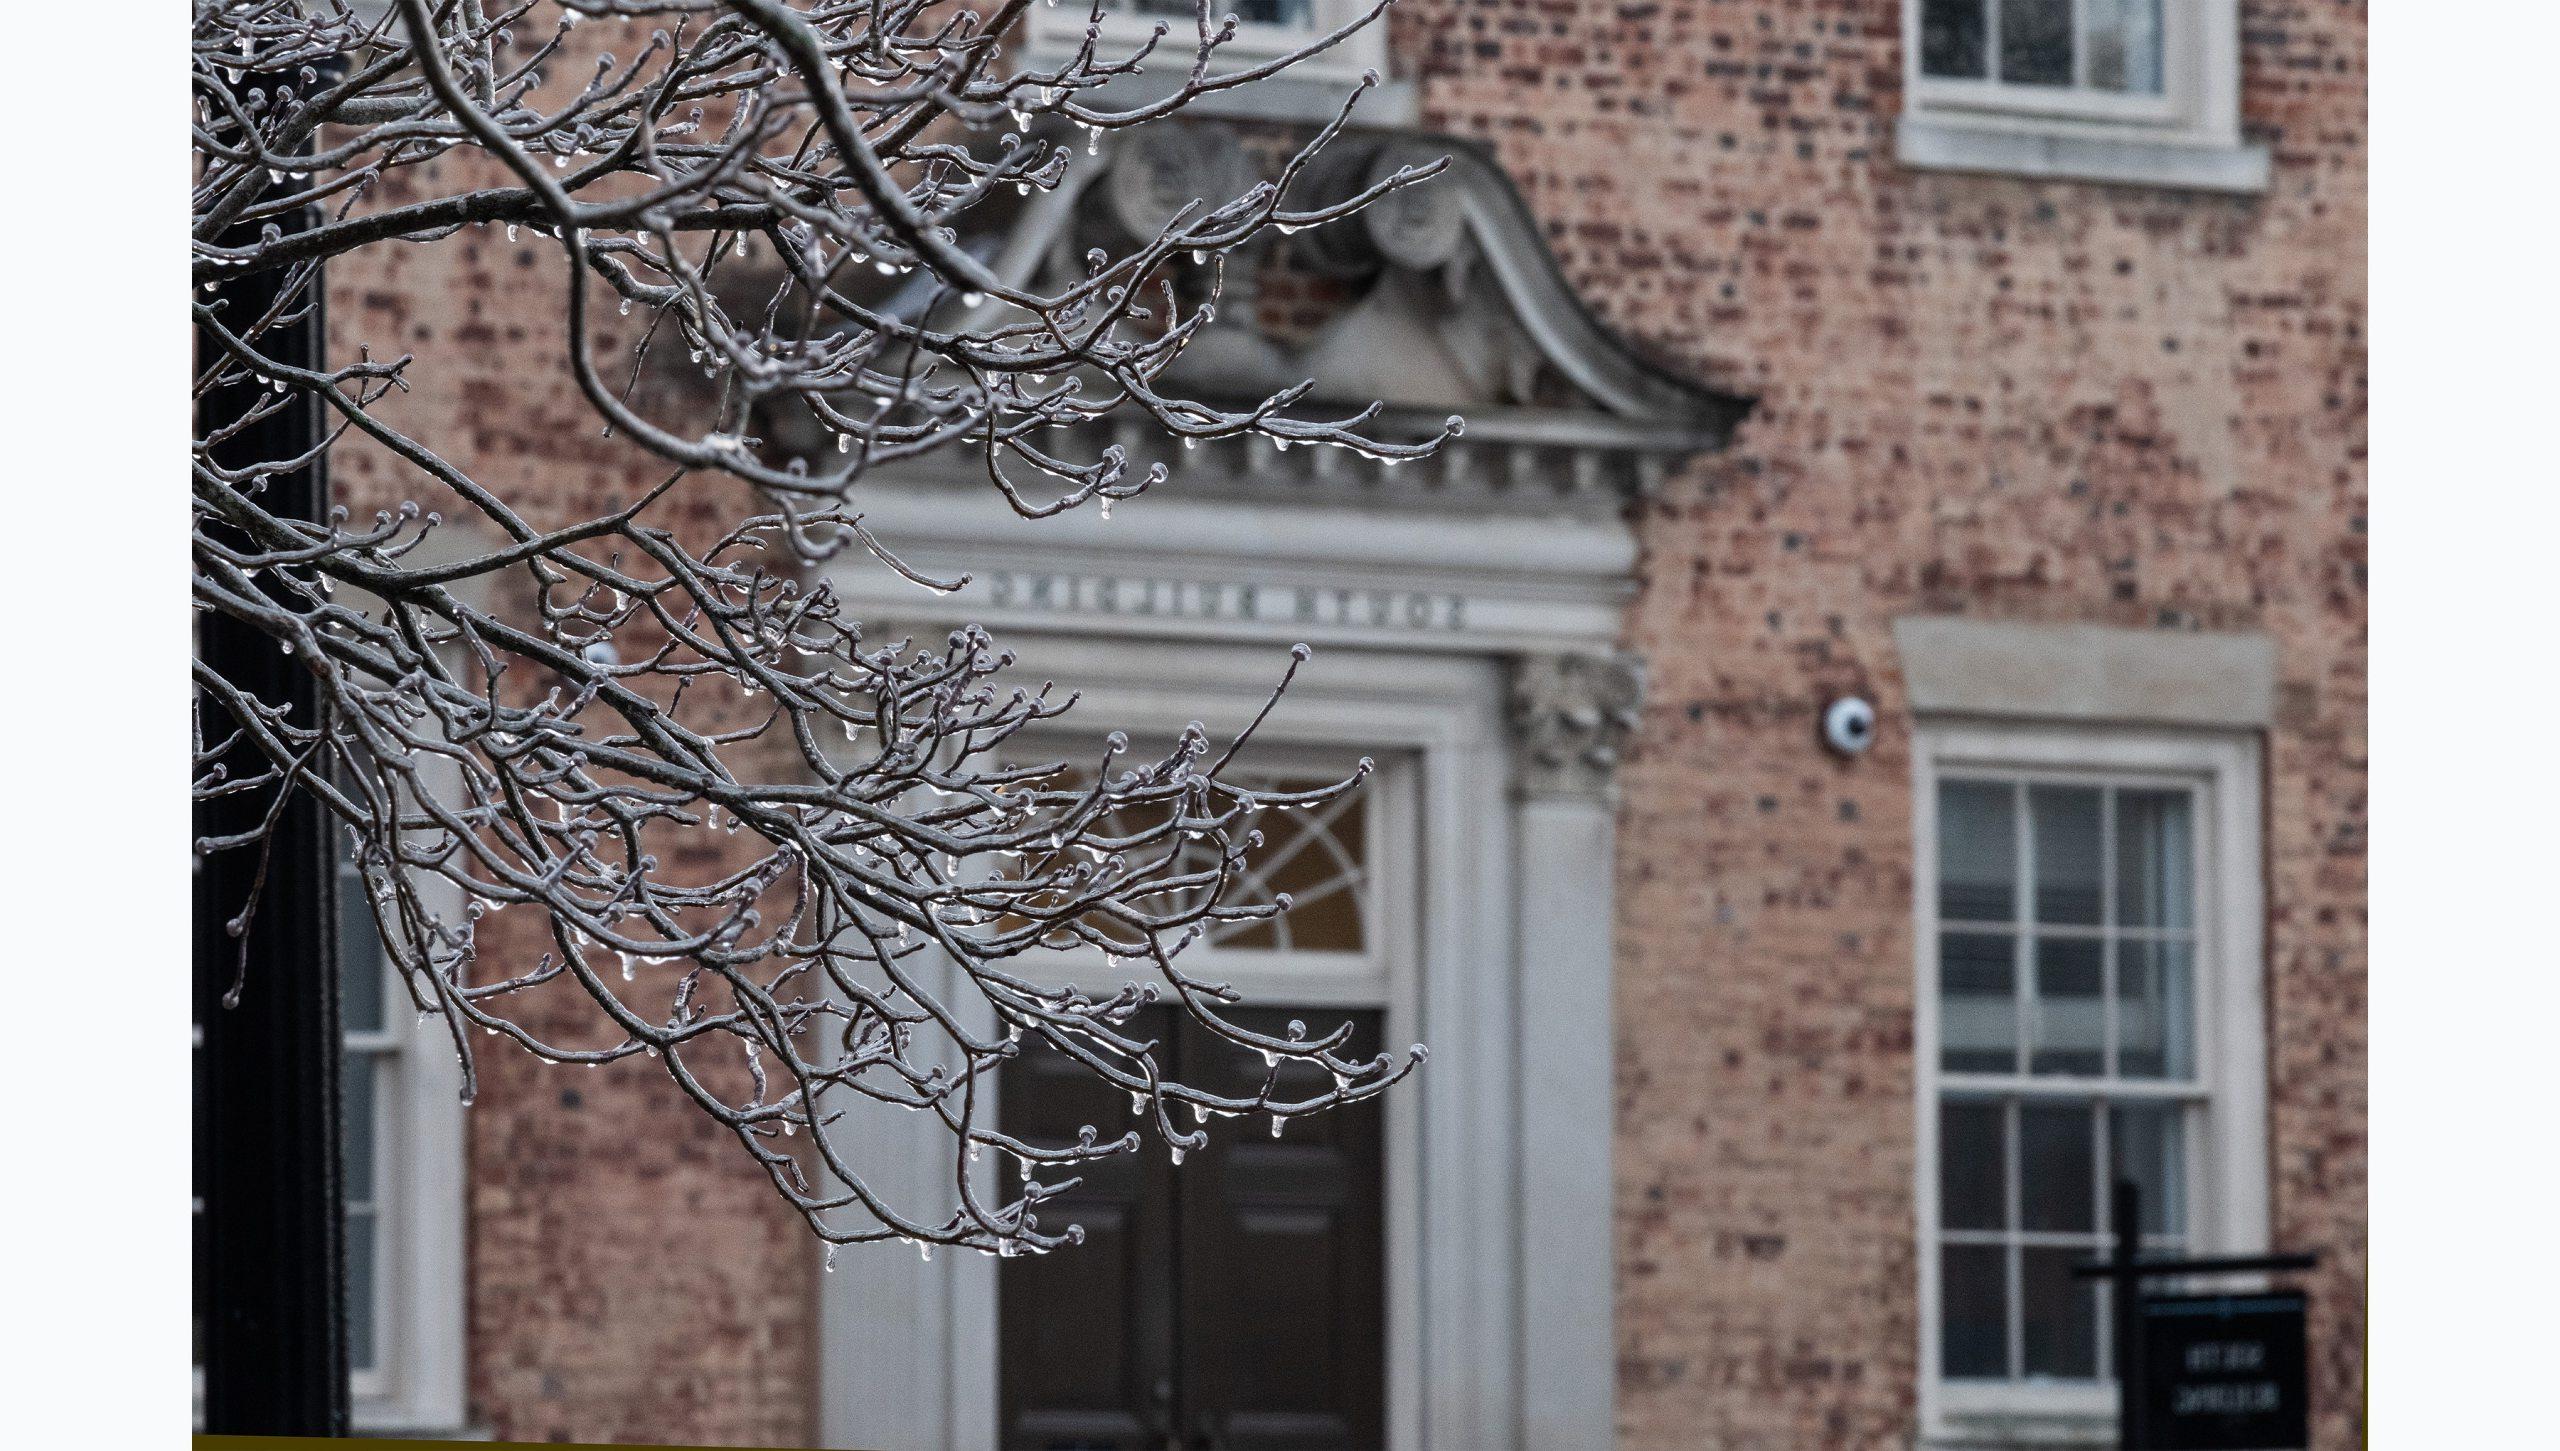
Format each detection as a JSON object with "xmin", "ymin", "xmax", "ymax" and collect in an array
[{"xmin": 1506, "ymin": 650, "xmax": 1646, "ymax": 802}]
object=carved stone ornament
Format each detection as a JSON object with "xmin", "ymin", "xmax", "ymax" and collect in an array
[
  {"xmin": 1102, "ymin": 120, "xmax": 1259, "ymax": 244},
  {"xmin": 1509, "ymin": 652, "xmax": 1647, "ymax": 801}
]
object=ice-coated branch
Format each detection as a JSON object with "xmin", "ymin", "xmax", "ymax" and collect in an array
[{"xmin": 192, "ymin": 0, "xmax": 1448, "ymax": 1256}]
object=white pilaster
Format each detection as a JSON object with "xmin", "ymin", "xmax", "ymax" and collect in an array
[{"xmin": 1507, "ymin": 651, "xmax": 1643, "ymax": 1451}]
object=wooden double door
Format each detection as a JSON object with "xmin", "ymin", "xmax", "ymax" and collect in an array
[{"xmin": 998, "ymin": 1007, "xmax": 1387, "ymax": 1451}]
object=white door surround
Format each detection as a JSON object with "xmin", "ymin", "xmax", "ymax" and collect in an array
[{"xmin": 813, "ymin": 117, "xmax": 1745, "ymax": 1451}]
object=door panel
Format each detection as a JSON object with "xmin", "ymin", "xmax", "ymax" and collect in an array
[
  {"xmin": 1177, "ymin": 1009, "xmax": 1386, "ymax": 1451},
  {"xmin": 998, "ymin": 1007, "xmax": 1387, "ymax": 1451},
  {"xmin": 1000, "ymin": 1008, "xmax": 1178, "ymax": 1451}
]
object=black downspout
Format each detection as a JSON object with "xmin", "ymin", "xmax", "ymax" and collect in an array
[{"xmin": 193, "ymin": 168, "xmax": 350, "ymax": 1435}]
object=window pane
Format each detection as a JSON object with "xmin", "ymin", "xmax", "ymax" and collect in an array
[
  {"xmin": 2085, "ymin": 0, "xmax": 2165, "ymax": 93},
  {"xmin": 346, "ymin": 1205, "xmax": 378, "ymax": 1373},
  {"xmin": 1941, "ymin": 1243, "xmax": 2010, "ymax": 1377},
  {"xmin": 2018, "ymin": 1100, "xmax": 2095, "ymax": 1233},
  {"xmin": 1219, "ymin": 782, "xmax": 1367, "ymax": 952},
  {"xmin": 2116, "ymin": 939, "xmax": 2195, "ymax": 1080},
  {"xmin": 1941, "ymin": 931, "xmax": 2019, "ymax": 1073},
  {"xmin": 337, "ymin": 879, "xmax": 385, "ymax": 1034},
  {"xmin": 1940, "ymin": 1100, "xmax": 2008, "ymax": 1231},
  {"xmin": 1938, "ymin": 780, "xmax": 2016, "ymax": 922},
  {"xmin": 2030, "ymin": 785, "xmax": 2103, "ymax": 926},
  {"xmin": 1919, "ymin": 0, "xmax": 1989, "ymax": 79},
  {"xmin": 2020, "ymin": 1245, "xmax": 2099, "ymax": 1378},
  {"xmin": 1078, "ymin": 768, "xmax": 1371, "ymax": 954},
  {"xmin": 2109, "ymin": 1102, "xmax": 2187, "ymax": 1237},
  {"xmin": 2115, "ymin": 787, "xmax": 2194, "ymax": 930},
  {"xmin": 1998, "ymin": 0, "xmax": 2076, "ymax": 86},
  {"xmin": 2029, "ymin": 937, "xmax": 2105, "ymax": 1076},
  {"xmin": 342, "ymin": 1052, "xmax": 378, "ymax": 1201}
]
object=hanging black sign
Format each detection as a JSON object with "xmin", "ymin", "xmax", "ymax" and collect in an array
[{"xmin": 2136, "ymin": 1291, "xmax": 2309, "ymax": 1451}]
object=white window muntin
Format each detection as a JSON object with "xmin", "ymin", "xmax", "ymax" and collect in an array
[{"xmin": 1913, "ymin": 720, "xmax": 2268, "ymax": 1439}]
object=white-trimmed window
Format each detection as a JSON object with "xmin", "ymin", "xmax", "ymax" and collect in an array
[
  {"xmin": 1915, "ymin": 722, "xmax": 2267, "ymax": 1442},
  {"xmin": 337, "ymin": 857, "xmax": 472, "ymax": 1434},
  {"xmin": 1024, "ymin": 1, "xmax": 1400, "ymax": 124},
  {"xmin": 1898, "ymin": 0, "xmax": 2267, "ymax": 192},
  {"xmin": 191, "ymin": 857, "xmax": 470, "ymax": 1435}
]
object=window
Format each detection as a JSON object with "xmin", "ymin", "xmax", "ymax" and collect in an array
[
  {"xmin": 191, "ymin": 853, "xmax": 469, "ymax": 1434},
  {"xmin": 1080, "ymin": 768, "xmax": 1371, "ymax": 955},
  {"xmin": 1915, "ymin": 723, "xmax": 2268, "ymax": 1440},
  {"xmin": 999, "ymin": 750, "xmax": 1394, "ymax": 1005},
  {"xmin": 1899, "ymin": 0, "xmax": 2267, "ymax": 192},
  {"xmin": 1917, "ymin": 0, "xmax": 2165, "ymax": 101},
  {"xmin": 1023, "ymin": 0, "xmax": 1402, "ymax": 125},
  {"xmin": 340, "ymin": 855, "xmax": 471, "ymax": 1432}
]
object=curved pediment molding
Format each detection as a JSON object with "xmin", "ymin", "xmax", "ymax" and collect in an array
[{"xmin": 981, "ymin": 121, "xmax": 1750, "ymax": 462}]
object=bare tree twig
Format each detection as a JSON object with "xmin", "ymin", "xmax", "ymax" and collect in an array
[{"xmin": 193, "ymin": 0, "xmax": 1450, "ymax": 1256}]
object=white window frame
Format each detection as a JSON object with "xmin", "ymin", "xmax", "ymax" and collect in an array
[
  {"xmin": 342, "ymin": 877, "xmax": 472, "ymax": 1436},
  {"xmin": 1897, "ymin": 0, "xmax": 2268, "ymax": 193},
  {"xmin": 1022, "ymin": 1, "xmax": 1405, "ymax": 125},
  {"xmin": 820, "ymin": 636, "xmax": 1568, "ymax": 1451},
  {"xmin": 1031, "ymin": 0, "xmax": 1384, "ymax": 79},
  {"xmin": 1912, "ymin": 719, "xmax": 2268, "ymax": 1446}
]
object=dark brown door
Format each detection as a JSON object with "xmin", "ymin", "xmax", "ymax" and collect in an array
[{"xmin": 1000, "ymin": 1008, "xmax": 1387, "ymax": 1451}]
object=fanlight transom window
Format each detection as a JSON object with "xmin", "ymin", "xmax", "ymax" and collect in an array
[{"xmin": 1087, "ymin": 770, "xmax": 1371, "ymax": 956}]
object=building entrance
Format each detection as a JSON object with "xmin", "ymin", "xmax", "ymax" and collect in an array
[{"xmin": 999, "ymin": 1006, "xmax": 1388, "ymax": 1451}]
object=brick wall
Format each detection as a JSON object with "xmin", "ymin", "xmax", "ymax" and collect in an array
[
  {"xmin": 329, "ymin": 130, "xmax": 823, "ymax": 1446},
  {"xmin": 1399, "ymin": 2, "xmax": 2365, "ymax": 1447},
  {"xmin": 321, "ymin": 3, "xmax": 2364, "ymax": 1445}
]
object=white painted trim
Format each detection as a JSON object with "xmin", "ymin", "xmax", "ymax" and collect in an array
[
  {"xmin": 825, "ymin": 479, "xmax": 1642, "ymax": 656},
  {"xmin": 1911, "ymin": 719, "xmax": 2269, "ymax": 1448},
  {"xmin": 1513, "ymin": 793, "xmax": 1618, "ymax": 1451},
  {"xmin": 1898, "ymin": 0, "xmax": 2268, "ymax": 194},
  {"xmin": 1896, "ymin": 115, "xmax": 2270, "ymax": 194},
  {"xmin": 818, "ymin": 637, "xmax": 1557, "ymax": 1451},
  {"xmin": 351, "ymin": 720, "xmax": 473, "ymax": 1436}
]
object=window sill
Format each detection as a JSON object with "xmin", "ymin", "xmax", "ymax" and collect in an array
[
  {"xmin": 1925, "ymin": 1379, "xmax": 2119, "ymax": 1449},
  {"xmin": 1922, "ymin": 1408, "xmax": 2117, "ymax": 1450},
  {"xmin": 1897, "ymin": 113, "xmax": 2269, "ymax": 194}
]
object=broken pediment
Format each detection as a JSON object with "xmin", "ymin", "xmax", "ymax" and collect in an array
[{"xmin": 967, "ymin": 120, "xmax": 1750, "ymax": 504}]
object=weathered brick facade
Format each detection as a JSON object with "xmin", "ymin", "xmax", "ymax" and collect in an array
[
  {"xmin": 1394, "ymin": 2, "xmax": 2364, "ymax": 1447},
  {"xmin": 324, "ymin": 3, "xmax": 2363, "ymax": 1446},
  {"xmin": 329, "ymin": 154, "xmax": 826, "ymax": 1448}
]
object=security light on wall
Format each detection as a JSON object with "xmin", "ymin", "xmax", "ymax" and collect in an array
[{"xmin": 1824, "ymin": 697, "xmax": 1879, "ymax": 756}]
